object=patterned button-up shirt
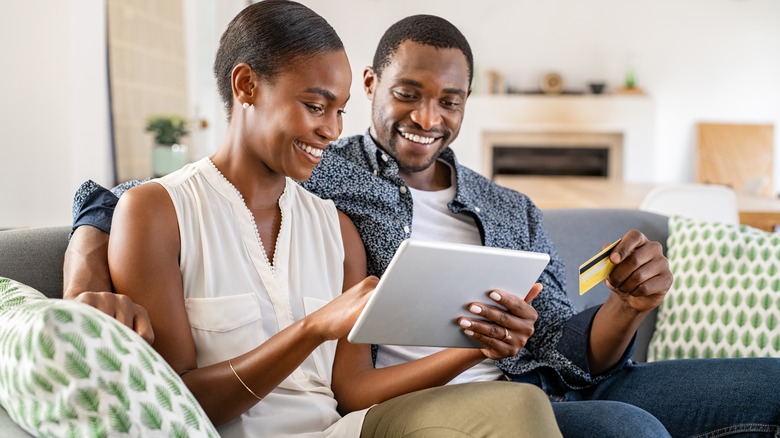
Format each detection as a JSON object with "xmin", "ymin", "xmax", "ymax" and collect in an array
[{"xmin": 301, "ymin": 131, "xmax": 632, "ymax": 390}]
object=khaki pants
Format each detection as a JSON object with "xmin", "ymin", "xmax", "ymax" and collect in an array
[{"xmin": 361, "ymin": 381, "xmax": 561, "ymax": 438}]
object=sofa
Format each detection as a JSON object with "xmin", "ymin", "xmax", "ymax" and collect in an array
[{"xmin": 0, "ymin": 208, "xmax": 669, "ymax": 436}]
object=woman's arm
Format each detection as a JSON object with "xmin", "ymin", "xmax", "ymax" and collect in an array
[
  {"xmin": 108, "ymin": 184, "xmax": 375, "ymax": 426},
  {"xmin": 332, "ymin": 212, "xmax": 491, "ymax": 413}
]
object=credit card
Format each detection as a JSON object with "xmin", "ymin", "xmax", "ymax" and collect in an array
[{"xmin": 579, "ymin": 239, "xmax": 621, "ymax": 295}]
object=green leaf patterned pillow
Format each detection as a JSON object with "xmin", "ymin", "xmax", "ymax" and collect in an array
[
  {"xmin": 648, "ymin": 217, "xmax": 780, "ymax": 361},
  {"xmin": 0, "ymin": 278, "xmax": 218, "ymax": 437}
]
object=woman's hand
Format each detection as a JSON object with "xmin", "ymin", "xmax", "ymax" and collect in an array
[
  {"xmin": 309, "ymin": 275, "xmax": 378, "ymax": 342},
  {"xmin": 458, "ymin": 283, "xmax": 542, "ymax": 360}
]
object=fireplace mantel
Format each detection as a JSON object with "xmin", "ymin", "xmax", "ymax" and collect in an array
[{"xmin": 455, "ymin": 94, "xmax": 656, "ymax": 183}]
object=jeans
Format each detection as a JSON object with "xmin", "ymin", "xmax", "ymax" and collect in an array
[{"xmin": 522, "ymin": 358, "xmax": 780, "ymax": 438}]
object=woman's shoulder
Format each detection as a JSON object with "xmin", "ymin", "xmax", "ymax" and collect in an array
[{"xmin": 288, "ymin": 178, "xmax": 337, "ymax": 213}]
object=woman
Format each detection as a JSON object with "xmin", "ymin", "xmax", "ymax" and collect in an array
[{"xmin": 107, "ymin": 1, "xmax": 560, "ymax": 436}]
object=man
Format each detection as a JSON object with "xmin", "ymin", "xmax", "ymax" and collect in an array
[{"xmin": 66, "ymin": 14, "xmax": 779, "ymax": 437}]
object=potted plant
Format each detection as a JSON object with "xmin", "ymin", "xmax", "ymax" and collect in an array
[{"xmin": 145, "ymin": 114, "xmax": 190, "ymax": 177}]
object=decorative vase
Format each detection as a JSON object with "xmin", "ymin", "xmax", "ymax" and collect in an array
[{"xmin": 152, "ymin": 143, "xmax": 189, "ymax": 177}]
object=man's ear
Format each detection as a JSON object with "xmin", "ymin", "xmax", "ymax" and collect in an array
[
  {"xmin": 231, "ymin": 63, "xmax": 257, "ymax": 107},
  {"xmin": 363, "ymin": 66, "xmax": 376, "ymax": 101}
]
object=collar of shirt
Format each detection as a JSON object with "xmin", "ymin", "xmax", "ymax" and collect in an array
[{"xmin": 356, "ymin": 130, "xmax": 482, "ymax": 217}]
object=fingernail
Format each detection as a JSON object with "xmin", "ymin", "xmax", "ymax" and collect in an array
[
  {"xmin": 469, "ymin": 305, "xmax": 482, "ymax": 314},
  {"xmin": 459, "ymin": 319, "xmax": 472, "ymax": 328},
  {"xmin": 489, "ymin": 291, "xmax": 501, "ymax": 302},
  {"xmin": 464, "ymin": 329, "xmax": 474, "ymax": 336}
]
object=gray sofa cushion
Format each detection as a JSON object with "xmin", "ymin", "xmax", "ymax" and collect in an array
[
  {"xmin": 542, "ymin": 208, "xmax": 669, "ymax": 362},
  {"xmin": 0, "ymin": 226, "xmax": 70, "ymax": 299}
]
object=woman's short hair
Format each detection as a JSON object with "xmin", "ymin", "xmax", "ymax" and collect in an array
[{"xmin": 213, "ymin": 0, "xmax": 344, "ymax": 119}]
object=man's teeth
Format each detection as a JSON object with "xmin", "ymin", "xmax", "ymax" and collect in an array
[
  {"xmin": 295, "ymin": 140, "xmax": 323, "ymax": 158},
  {"xmin": 401, "ymin": 132, "xmax": 435, "ymax": 145}
]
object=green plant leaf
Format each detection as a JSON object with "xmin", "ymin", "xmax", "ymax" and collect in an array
[
  {"xmin": 109, "ymin": 404, "xmax": 132, "ymax": 433},
  {"xmin": 57, "ymin": 331, "xmax": 87, "ymax": 357},
  {"xmin": 88, "ymin": 415, "xmax": 108, "ymax": 438},
  {"xmin": 129, "ymin": 365, "xmax": 147, "ymax": 392},
  {"xmin": 65, "ymin": 351, "xmax": 91, "ymax": 379},
  {"xmin": 100, "ymin": 379, "xmax": 131, "ymax": 410},
  {"xmin": 75, "ymin": 387, "xmax": 100, "ymax": 412},
  {"xmin": 37, "ymin": 332, "xmax": 55, "ymax": 360},
  {"xmin": 180, "ymin": 402, "xmax": 200, "ymax": 430},
  {"xmin": 81, "ymin": 314, "xmax": 102, "ymax": 338},
  {"xmin": 170, "ymin": 421, "xmax": 189, "ymax": 438},
  {"xmin": 155, "ymin": 384, "xmax": 173, "ymax": 412},
  {"xmin": 96, "ymin": 347, "xmax": 122, "ymax": 372},
  {"xmin": 46, "ymin": 365, "xmax": 70, "ymax": 386},
  {"xmin": 140, "ymin": 402, "xmax": 163, "ymax": 430},
  {"xmin": 31, "ymin": 370, "xmax": 53, "ymax": 393}
]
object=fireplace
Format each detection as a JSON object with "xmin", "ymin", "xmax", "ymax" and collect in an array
[{"xmin": 482, "ymin": 131, "xmax": 624, "ymax": 181}]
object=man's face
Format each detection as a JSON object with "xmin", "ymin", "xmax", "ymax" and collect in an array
[{"xmin": 365, "ymin": 40, "xmax": 470, "ymax": 176}]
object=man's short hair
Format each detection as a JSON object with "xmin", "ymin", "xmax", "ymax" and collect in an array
[{"xmin": 372, "ymin": 15, "xmax": 473, "ymax": 87}]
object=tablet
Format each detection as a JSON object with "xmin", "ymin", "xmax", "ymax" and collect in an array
[{"xmin": 347, "ymin": 239, "xmax": 550, "ymax": 348}]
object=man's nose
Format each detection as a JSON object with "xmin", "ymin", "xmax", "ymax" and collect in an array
[{"xmin": 410, "ymin": 101, "xmax": 443, "ymax": 131}]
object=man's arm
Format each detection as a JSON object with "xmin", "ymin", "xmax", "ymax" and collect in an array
[
  {"xmin": 63, "ymin": 180, "xmax": 154, "ymax": 343},
  {"xmin": 587, "ymin": 230, "xmax": 672, "ymax": 375},
  {"xmin": 63, "ymin": 226, "xmax": 112, "ymax": 298}
]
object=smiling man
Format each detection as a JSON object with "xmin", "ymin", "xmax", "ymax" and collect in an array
[{"xmin": 300, "ymin": 14, "xmax": 780, "ymax": 438}]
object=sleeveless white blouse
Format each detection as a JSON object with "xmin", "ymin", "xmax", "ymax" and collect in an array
[{"xmin": 155, "ymin": 158, "xmax": 367, "ymax": 437}]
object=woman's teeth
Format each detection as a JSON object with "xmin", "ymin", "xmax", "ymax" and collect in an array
[
  {"xmin": 401, "ymin": 132, "xmax": 435, "ymax": 145},
  {"xmin": 295, "ymin": 140, "xmax": 323, "ymax": 158}
]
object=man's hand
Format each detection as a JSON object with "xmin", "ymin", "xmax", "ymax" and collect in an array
[
  {"xmin": 74, "ymin": 292, "xmax": 155, "ymax": 344},
  {"xmin": 458, "ymin": 283, "xmax": 542, "ymax": 360},
  {"xmin": 605, "ymin": 229, "xmax": 673, "ymax": 315},
  {"xmin": 588, "ymin": 230, "xmax": 672, "ymax": 375}
]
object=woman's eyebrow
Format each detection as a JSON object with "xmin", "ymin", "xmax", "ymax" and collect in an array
[{"xmin": 304, "ymin": 87, "xmax": 337, "ymax": 101}]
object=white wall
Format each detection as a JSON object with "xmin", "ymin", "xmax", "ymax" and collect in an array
[
  {"xmin": 0, "ymin": 0, "xmax": 111, "ymax": 228},
  {"xmin": 2, "ymin": 0, "xmax": 779, "ymax": 227},
  {"xmin": 299, "ymin": 0, "xmax": 780, "ymax": 189}
]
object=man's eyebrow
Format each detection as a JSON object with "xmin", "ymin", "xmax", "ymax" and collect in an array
[{"xmin": 395, "ymin": 78, "xmax": 467, "ymax": 97}]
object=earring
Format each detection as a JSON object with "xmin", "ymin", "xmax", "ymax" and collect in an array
[{"xmin": 242, "ymin": 102, "xmax": 250, "ymax": 109}]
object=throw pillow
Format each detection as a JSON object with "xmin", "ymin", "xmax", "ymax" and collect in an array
[
  {"xmin": 647, "ymin": 217, "xmax": 780, "ymax": 361},
  {"xmin": 0, "ymin": 278, "xmax": 218, "ymax": 437}
]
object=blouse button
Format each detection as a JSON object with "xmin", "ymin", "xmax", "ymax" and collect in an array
[
  {"xmin": 381, "ymin": 154, "xmax": 389, "ymax": 162},
  {"xmin": 399, "ymin": 186, "xmax": 408, "ymax": 194},
  {"xmin": 475, "ymin": 207, "xmax": 481, "ymax": 213},
  {"xmin": 403, "ymin": 225, "xmax": 410, "ymax": 234}
]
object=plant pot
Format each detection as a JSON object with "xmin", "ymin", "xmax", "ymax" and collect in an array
[{"xmin": 152, "ymin": 144, "xmax": 189, "ymax": 177}]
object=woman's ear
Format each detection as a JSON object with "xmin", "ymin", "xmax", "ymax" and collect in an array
[
  {"xmin": 363, "ymin": 66, "xmax": 376, "ymax": 101},
  {"xmin": 231, "ymin": 63, "xmax": 256, "ymax": 107}
]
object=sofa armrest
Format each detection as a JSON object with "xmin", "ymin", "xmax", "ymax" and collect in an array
[{"xmin": 0, "ymin": 226, "xmax": 71, "ymax": 299}]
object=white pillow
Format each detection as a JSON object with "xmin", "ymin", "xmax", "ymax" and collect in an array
[
  {"xmin": 648, "ymin": 217, "xmax": 780, "ymax": 361},
  {"xmin": 0, "ymin": 278, "xmax": 218, "ymax": 437}
]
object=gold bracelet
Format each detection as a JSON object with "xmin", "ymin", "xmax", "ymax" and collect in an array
[{"xmin": 228, "ymin": 359, "xmax": 263, "ymax": 401}]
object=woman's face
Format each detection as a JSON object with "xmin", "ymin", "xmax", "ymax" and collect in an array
[{"xmin": 245, "ymin": 49, "xmax": 352, "ymax": 181}]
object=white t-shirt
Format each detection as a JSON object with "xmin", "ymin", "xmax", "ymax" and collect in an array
[{"xmin": 374, "ymin": 163, "xmax": 504, "ymax": 384}]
